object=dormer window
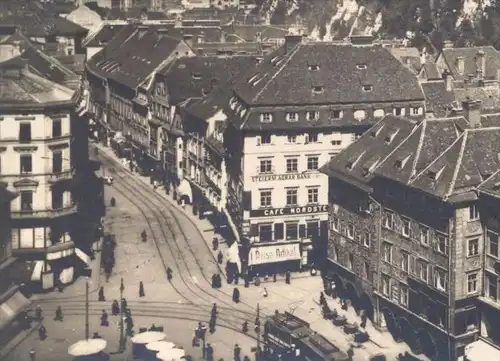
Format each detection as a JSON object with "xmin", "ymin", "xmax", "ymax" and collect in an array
[
  {"xmin": 411, "ymin": 106, "xmax": 423, "ymax": 116},
  {"xmin": 192, "ymin": 72, "xmax": 202, "ymax": 79},
  {"xmin": 248, "ymin": 74, "xmax": 259, "ymax": 84},
  {"xmin": 346, "ymin": 151, "xmax": 365, "ymax": 170},
  {"xmin": 312, "ymin": 86, "xmax": 324, "ymax": 93},
  {"xmin": 286, "ymin": 112, "xmax": 298, "ymax": 122},
  {"xmin": 370, "ymin": 125, "xmax": 384, "ymax": 137},
  {"xmin": 395, "ymin": 155, "xmax": 411, "ymax": 170},
  {"xmin": 306, "ymin": 111, "xmax": 319, "ymax": 121},
  {"xmin": 384, "ymin": 129, "xmax": 399, "ymax": 143},
  {"xmin": 331, "ymin": 110, "xmax": 343, "ymax": 119},
  {"xmin": 427, "ymin": 165, "xmax": 445, "ymax": 181},
  {"xmin": 308, "ymin": 64, "xmax": 319, "ymax": 71},
  {"xmin": 260, "ymin": 113, "xmax": 272, "ymax": 123},
  {"xmin": 393, "ymin": 107, "xmax": 406, "ymax": 116},
  {"xmin": 362, "ymin": 85, "xmax": 373, "ymax": 92},
  {"xmin": 356, "ymin": 64, "xmax": 367, "ymax": 70}
]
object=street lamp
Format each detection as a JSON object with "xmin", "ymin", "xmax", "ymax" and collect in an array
[
  {"xmin": 255, "ymin": 303, "xmax": 261, "ymax": 361},
  {"xmin": 119, "ymin": 278, "xmax": 125, "ymax": 352},
  {"xmin": 196, "ymin": 322, "xmax": 207, "ymax": 359},
  {"xmin": 85, "ymin": 279, "xmax": 90, "ymax": 340}
]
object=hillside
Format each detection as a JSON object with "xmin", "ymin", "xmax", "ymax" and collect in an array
[{"xmin": 254, "ymin": 0, "xmax": 500, "ymax": 52}]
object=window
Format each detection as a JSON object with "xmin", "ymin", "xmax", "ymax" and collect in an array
[
  {"xmin": 52, "ymin": 189, "xmax": 63, "ymax": 209},
  {"xmin": 347, "ymin": 253, "xmax": 354, "ymax": 269},
  {"xmin": 19, "ymin": 123, "xmax": 31, "ymax": 142},
  {"xmin": 381, "ymin": 274, "xmax": 390, "ymax": 296},
  {"xmin": 434, "ymin": 268, "xmax": 447, "ymax": 291},
  {"xmin": 286, "ymin": 223, "xmax": 298, "ymax": 240},
  {"xmin": 308, "ymin": 65, "xmax": 319, "ymax": 71},
  {"xmin": 419, "ymin": 260, "xmax": 428, "ymax": 282},
  {"xmin": 362, "ymin": 85, "xmax": 372, "ymax": 92},
  {"xmin": 52, "ymin": 119, "xmax": 62, "ymax": 137},
  {"xmin": 306, "ymin": 111, "xmax": 319, "ymax": 121},
  {"xmin": 307, "ymin": 156, "xmax": 319, "ymax": 170},
  {"xmin": 52, "ymin": 152, "xmax": 62, "ymax": 173},
  {"xmin": 468, "ymin": 205, "xmax": 480, "ymax": 221},
  {"xmin": 436, "ymin": 233, "xmax": 448, "ymax": 255},
  {"xmin": 286, "ymin": 158, "xmax": 298, "ymax": 172},
  {"xmin": 401, "ymin": 252, "xmax": 409, "ymax": 273},
  {"xmin": 411, "ymin": 107, "xmax": 422, "ymax": 115},
  {"xmin": 286, "ymin": 189, "xmax": 298, "ymax": 206},
  {"xmin": 420, "ymin": 226, "xmax": 429, "ymax": 245},
  {"xmin": 488, "ymin": 230, "xmax": 499, "ymax": 257},
  {"xmin": 306, "ymin": 133, "xmax": 318, "ymax": 143},
  {"xmin": 307, "ymin": 221, "xmax": 319, "ymax": 238},
  {"xmin": 382, "ymin": 242, "xmax": 392, "ymax": 263},
  {"xmin": 259, "ymin": 159, "xmax": 272, "ymax": 173},
  {"xmin": 383, "ymin": 211, "xmax": 394, "ymax": 229},
  {"xmin": 287, "ymin": 135, "xmax": 297, "ymax": 143},
  {"xmin": 307, "ymin": 187, "xmax": 319, "ymax": 204},
  {"xmin": 402, "ymin": 217, "xmax": 411, "ymax": 237},
  {"xmin": 393, "ymin": 107, "xmax": 405, "ymax": 116},
  {"xmin": 331, "ymin": 216, "xmax": 339, "ymax": 232},
  {"xmin": 347, "ymin": 223, "xmax": 354, "ymax": 240},
  {"xmin": 400, "ymin": 283, "xmax": 409, "ymax": 306},
  {"xmin": 356, "ymin": 64, "xmax": 367, "ymax": 69},
  {"xmin": 259, "ymin": 190, "xmax": 272, "ymax": 208},
  {"xmin": 487, "ymin": 274, "xmax": 498, "ymax": 301},
  {"xmin": 259, "ymin": 224, "xmax": 273, "ymax": 242},
  {"xmin": 362, "ymin": 232, "xmax": 370, "ymax": 248},
  {"xmin": 20, "ymin": 154, "xmax": 32, "ymax": 174},
  {"xmin": 286, "ymin": 112, "xmax": 298, "ymax": 122},
  {"xmin": 468, "ymin": 238, "xmax": 479, "ymax": 256},
  {"xmin": 20, "ymin": 191, "xmax": 33, "ymax": 211},
  {"xmin": 259, "ymin": 134, "xmax": 271, "ymax": 144},
  {"xmin": 331, "ymin": 140, "xmax": 342, "ymax": 146},
  {"xmin": 331, "ymin": 110, "xmax": 343, "ymax": 119},
  {"xmin": 374, "ymin": 109, "xmax": 385, "ymax": 118},
  {"xmin": 312, "ymin": 86, "xmax": 324, "ymax": 93},
  {"xmin": 354, "ymin": 110, "xmax": 366, "ymax": 120},
  {"xmin": 467, "ymin": 273, "xmax": 478, "ymax": 294},
  {"xmin": 260, "ymin": 113, "xmax": 272, "ymax": 123}
]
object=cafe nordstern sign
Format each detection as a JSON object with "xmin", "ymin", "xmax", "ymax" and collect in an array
[
  {"xmin": 249, "ymin": 205, "xmax": 328, "ymax": 218},
  {"xmin": 251, "ymin": 173, "xmax": 313, "ymax": 182},
  {"xmin": 249, "ymin": 243, "xmax": 301, "ymax": 266}
]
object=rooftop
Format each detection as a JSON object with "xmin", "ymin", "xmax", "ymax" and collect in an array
[
  {"xmin": 441, "ymin": 46, "xmax": 500, "ymax": 81},
  {"xmin": 83, "ymin": 23, "xmax": 127, "ymax": 48}
]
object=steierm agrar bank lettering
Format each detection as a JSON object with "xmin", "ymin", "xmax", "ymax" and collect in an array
[{"xmin": 249, "ymin": 205, "xmax": 329, "ymax": 218}]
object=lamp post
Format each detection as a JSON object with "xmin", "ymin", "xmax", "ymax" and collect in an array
[
  {"xmin": 255, "ymin": 303, "xmax": 261, "ymax": 361},
  {"xmin": 85, "ymin": 280, "xmax": 89, "ymax": 340},
  {"xmin": 119, "ymin": 278, "xmax": 125, "ymax": 352}
]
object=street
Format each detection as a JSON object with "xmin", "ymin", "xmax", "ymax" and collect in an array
[{"xmin": 3, "ymin": 143, "xmax": 423, "ymax": 361}]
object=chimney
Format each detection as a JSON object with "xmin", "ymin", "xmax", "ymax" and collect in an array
[
  {"xmin": 456, "ymin": 56, "xmax": 465, "ymax": 76},
  {"xmin": 443, "ymin": 40, "xmax": 454, "ymax": 48},
  {"xmin": 476, "ymin": 50, "xmax": 486, "ymax": 79},
  {"xmin": 183, "ymin": 34, "xmax": 193, "ymax": 48},
  {"xmin": 0, "ymin": 42, "xmax": 21, "ymax": 63},
  {"xmin": 462, "ymin": 98, "xmax": 482, "ymax": 128},
  {"xmin": 284, "ymin": 34, "xmax": 303, "ymax": 53},
  {"xmin": 445, "ymin": 71, "xmax": 452, "ymax": 91}
]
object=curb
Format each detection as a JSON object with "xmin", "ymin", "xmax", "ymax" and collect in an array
[{"xmin": 0, "ymin": 321, "xmax": 41, "ymax": 359}]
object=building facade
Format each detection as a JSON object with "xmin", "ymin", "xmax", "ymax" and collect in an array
[{"xmin": 222, "ymin": 35, "xmax": 426, "ymax": 275}]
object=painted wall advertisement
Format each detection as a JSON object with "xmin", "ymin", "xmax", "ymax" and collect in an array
[{"xmin": 249, "ymin": 243, "xmax": 301, "ymax": 266}]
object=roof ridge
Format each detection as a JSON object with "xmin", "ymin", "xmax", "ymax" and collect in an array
[
  {"xmin": 409, "ymin": 119, "xmax": 427, "ymax": 179},
  {"xmin": 445, "ymin": 131, "xmax": 468, "ymax": 198},
  {"xmin": 478, "ymin": 169, "xmax": 500, "ymax": 189},
  {"xmin": 82, "ymin": 22, "xmax": 104, "ymax": 46},
  {"xmin": 251, "ymin": 44, "xmax": 301, "ymax": 104}
]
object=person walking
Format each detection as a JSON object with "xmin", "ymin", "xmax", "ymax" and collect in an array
[
  {"xmin": 98, "ymin": 286, "xmax": 105, "ymax": 302},
  {"xmin": 232, "ymin": 287, "xmax": 240, "ymax": 303},
  {"xmin": 100, "ymin": 310, "xmax": 109, "ymax": 327},
  {"xmin": 54, "ymin": 306, "xmax": 63, "ymax": 322},
  {"xmin": 285, "ymin": 271, "xmax": 291, "ymax": 284},
  {"xmin": 206, "ymin": 343, "xmax": 214, "ymax": 361},
  {"xmin": 212, "ymin": 237, "xmax": 219, "ymax": 251},
  {"xmin": 139, "ymin": 281, "xmax": 145, "ymax": 297},
  {"xmin": 167, "ymin": 267, "xmax": 173, "ymax": 281},
  {"xmin": 217, "ymin": 251, "xmax": 223, "ymax": 264},
  {"xmin": 38, "ymin": 325, "xmax": 47, "ymax": 340},
  {"xmin": 233, "ymin": 344, "xmax": 241, "ymax": 361},
  {"xmin": 35, "ymin": 305, "xmax": 43, "ymax": 320},
  {"xmin": 111, "ymin": 300, "xmax": 120, "ymax": 316},
  {"xmin": 29, "ymin": 348, "xmax": 36, "ymax": 361},
  {"xmin": 211, "ymin": 303, "xmax": 217, "ymax": 317}
]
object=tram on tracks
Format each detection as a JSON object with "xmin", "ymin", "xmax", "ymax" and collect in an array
[{"xmin": 263, "ymin": 311, "xmax": 350, "ymax": 361}]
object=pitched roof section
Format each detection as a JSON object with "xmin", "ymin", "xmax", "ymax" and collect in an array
[
  {"xmin": 454, "ymin": 86, "xmax": 500, "ymax": 113},
  {"xmin": 87, "ymin": 26, "xmax": 184, "ymax": 89},
  {"xmin": 320, "ymin": 115, "xmax": 418, "ymax": 184},
  {"xmin": 162, "ymin": 56, "xmax": 259, "ymax": 105},
  {"xmin": 84, "ymin": 23, "xmax": 127, "ymax": 48},
  {"xmin": 420, "ymin": 62, "xmax": 441, "ymax": 80},
  {"xmin": 478, "ymin": 170, "xmax": 500, "ymax": 199},
  {"xmin": 421, "ymin": 81, "xmax": 456, "ymax": 117},
  {"xmin": 232, "ymin": 42, "xmax": 424, "ymax": 106},
  {"xmin": 441, "ymin": 46, "xmax": 500, "ymax": 81}
]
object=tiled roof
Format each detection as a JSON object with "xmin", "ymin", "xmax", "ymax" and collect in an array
[
  {"xmin": 388, "ymin": 47, "xmax": 422, "ymax": 73},
  {"xmin": 454, "ymin": 86, "xmax": 500, "ymax": 113},
  {"xmin": 420, "ymin": 62, "xmax": 441, "ymax": 80},
  {"xmin": 441, "ymin": 46, "xmax": 500, "ymax": 81},
  {"xmin": 193, "ymin": 42, "xmax": 261, "ymax": 55},
  {"xmin": 421, "ymin": 81, "xmax": 456, "ymax": 117},
  {"xmin": 84, "ymin": 24, "xmax": 127, "ymax": 47},
  {"xmin": 186, "ymin": 88, "xmax": 230, "ymax": 120},
  {"xmin": 478, "ymin": 169, "xmax": 500, "ymax": 199},
  {"xmin": 232, "ymin": 42, "xmax": 425, "ymax": 106},
  {"xmin": 161, "ymin": 55, "xmax": 259, "ymax": 105},
  {"xmin": 223, "ymin": 25, "xmax": 289, "ymax": 42},
  {"xmin": 87, "ymin": 26, "xmax": 183, "ymax": 89}
]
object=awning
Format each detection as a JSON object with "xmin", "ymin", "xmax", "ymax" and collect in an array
[
  {"xmin": 465, "ymin": 339, "xmax": 500, "ymax": 361},
  {"xmin": 31, "ymin": 260, "xmax": 45, "ymax": 282},
  {"xmin": 75, "ymin": 248, "xmax": 91, "ymax": 266},
  {"xmin": 0, "ymin": 289, "xmax": 31, "ymax": 332},
  {"xmin": 177, "ymin": 178, "xmax": 193, "ymax": 201}
]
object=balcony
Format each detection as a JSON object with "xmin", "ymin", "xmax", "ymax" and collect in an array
[
  {"xmin": 11, "ymin": 204, "xmax": 78, "ymax": 219},
  {"xmin": 47, "ymin": 170, "xmax": 75, "ymax": 184}
]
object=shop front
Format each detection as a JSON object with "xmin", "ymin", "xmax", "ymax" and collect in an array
[{"xmin": 247, "ymin": 242, "xmax": 302, "ymax": 277}]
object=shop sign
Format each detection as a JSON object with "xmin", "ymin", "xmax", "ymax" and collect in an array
[
  {"xmin": 249, "ymin": 205, "xmax": 328, "ymax": 218},
  {"xmin": 249, "ymin": 243, "xmax": 300, "ymax": 265},
  {"xmin": 251, "ymin": 173, "xmax": 312, "ymax": 182}
]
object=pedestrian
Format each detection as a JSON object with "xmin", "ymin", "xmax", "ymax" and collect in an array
[
  {"xmin": 347, "ymin": 345, "xmax": 354, "ymax": 360},
  {"xmin": 110, "ymin": 197, "xmax": 116, "ymax": 207},
  {"xmin": 206, "ymin": 343, "xmax": 214, "ymax": 361},
  {"xmin": 54, "ymin": 306, "xmax": 63, "ymax": 322},
  {"xmin": 285, "ymin": 271, "xmax": 291, "ymax": 284},
  {"xmin": 100, "ymin": 310, "xmax": 109, "ymax": 327},
  {"xmin": 212, "ymin": 237, "xmax": 219, "ymax": 251},
  {"xmin": 234, "ymin": 344, "xmax": 241, "ymax": 361},
  {"xmin": 35, "ymin": 305, "xmax": 43, "ymax": 320},
  {"xmin": 232, "ymin": 287, "xmax": 240, "ymax": 303},
  {"xmin": 92, "ymin": 332, "xmax": 102, "ymax": 339},
  {"xmin": 125, "ymin": 307, "xmax": 132, "ymax": 318},
  {"xmin": 242, "ymin": 320, "xmax": 248, "ymax": 333},
  {"xmin": 273, "ymin": 273, "xmax": 277, "ymax": 282},
  {"xmin": 98, "ymin": 286, "xmax": 105, "ymax": 302},
  {"xmin": 141, "ymin": 230, "xmax": 147, "ymax": 242},
  {"xmin": 29, "ymin": 348, "xmax": 36, "ymax": 361},
  {"xmin": 255, "ymin": 274, "xmax": 261, "ymax": 287},
  {"xmin": 38, "ymin": 325, "xmax": 47, "ymax": 340},
  {"xmin": 139, "ymin": 281, "xmax": 145, "ymax": 297},
  {"xmin": 263, "ymin": 287, "xmax": 268, "ymax": 298},
  {"xmin": 211, "ymin": 274, "xmax": 217, "ymax": 289},
  {"xmin": 244, "ymin": 274, "xmax": 250, "ymax": 288},
  {"xmin": 167, "ymin": 267, "xmax": 173, "ymax": 281},
  {"xmin": 264, "ymin": 274, "xmax": 269, "ymax": 282},
  {"xmin": 121, "ymin": 298, "xmax": 128, "ymax": 311},
  {"xmin": 360, "ymin": 309, "xmax": 367, "ymax": 329},
  {"xmin": 320, "ymin": 292, "xmax": 326, "ymax": 306},
  {"xmin": 209, "ymin": 317, "xmax": 216, "ymax": 334},
  {"xmin": 217, "ymin": 250, "xmax": 223, "ymax": 264},
  {"xmin": 111, "ymin": 300, "xmax": 120, "ymax": 316},
  {"xmin": 215, "ymin": 274, "xmax": 222, "ymax": 288},
  {"xmin": 211, "ymin": 303, "xmax": 217, "ymax": 316}
]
